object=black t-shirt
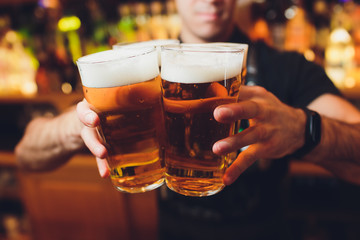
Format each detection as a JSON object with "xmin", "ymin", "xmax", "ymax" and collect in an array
[{"xmin": 158, "ymin": 29, "xmax": 340, "ymax": 240}]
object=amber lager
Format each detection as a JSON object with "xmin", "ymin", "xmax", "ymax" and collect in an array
[
  {"xmin": 207, "ymin": 43, "xmax": 249, "ymax": 162},
  {"xmin": 161, "ymin": 45, "xmax": 244, "ymax": 196},
  {"xmin": 113, "ymin": 40, "xmax": 180, "ymax": 165},
  {"xmin": 77, "ymin": 47, "xmax": 165, "ymax": 193}
]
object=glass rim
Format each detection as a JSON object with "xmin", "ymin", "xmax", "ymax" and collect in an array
[
  {"xmin": 161, "ymin": 43, "xmax": 245, "ymax": 54},
  {"xmin": 113, "ymin": 39, "xmax": 180, "ymax": 49},
  {"xmin": 207, "ymin": 42, "xmax": 249, "ymax": 50},
  {"xmin": 76, "ymin": 46, "xmax": 157, "ymax": 65}
]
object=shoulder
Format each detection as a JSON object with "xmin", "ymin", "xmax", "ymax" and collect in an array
[
  {"xmin": 253, "ymin": 41, "xmax": 305, "ymax": 66},
  {"xmin": 252, "ymin": 41, "xmax": 340, "ymax": 107}
]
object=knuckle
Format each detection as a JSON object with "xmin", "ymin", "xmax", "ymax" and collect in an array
[
  {"xmin": 253, "ymin": 86, "xmax": 267, "ymax": 95},
  {"xmin": 242, "ymin": 151, "xmax": 257, "ymax": 166},
  {"xmin": 255, "ymin": 125, "xmax": 268, "ymax": 141},
  {"xmin": 233, "ymin": 160, "xmax": 245, "ymax": 174}
]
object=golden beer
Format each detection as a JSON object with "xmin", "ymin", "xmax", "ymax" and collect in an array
[
  {"xmin": 208, "ymin": 43, "xmax": 249, "ymax": 164},
  {"xmin": 161, "ymin": 45, "xmax": 244, "ymax": 196},
  {"xmin": 77, "ymin": 47, "xmax": 165, "ymax": 193}
]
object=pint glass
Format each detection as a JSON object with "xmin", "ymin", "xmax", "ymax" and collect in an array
[
  {"xmin": 113, "ymin": 39, "xmax": 180, "ymax": 165},
  {"xmin": 208, "ymin": 42, "xmax": 248, "ymax": 84},
  {"xmin": 161, "ymin": 44, "xmax": 244, "ymax": 197},
  {"xmin": 208, "ymin": 43, "xmax": 250, "ymax": 160},
  {"xmin": 113, "ymin": 39, "xmax": 180, "ymax": 66},
  {"xmin": 77, "ymin": 47, "xmax": 165, "ymax": 193}
]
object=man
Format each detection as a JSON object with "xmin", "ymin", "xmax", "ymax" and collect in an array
[
  {"xmin": 76, "ymin": 0, "xmax": 360, "ymax": 184},
  {"xmin": 16, "ymin": 0, "xmax": 360, "ymax": 239}
]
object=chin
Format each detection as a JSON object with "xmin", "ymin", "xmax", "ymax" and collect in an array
[
  {"xmin": 193, "ymin": 23, "xmax": 214, "ymax": 33},
  {"xmin": 198, "ymin": 28, "xmax": 227, "ymax": 42}
]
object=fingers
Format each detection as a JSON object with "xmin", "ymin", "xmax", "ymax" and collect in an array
[
  {"xmin": 81, "ymin": 126, "xmax": 108, "ymax": 159},
  {"xmin": 237, "ymin": 85, "xmax": 269, "ymax": 101},
  {"xmin": 214, "ymin": 100, "xmax": 260, "ymax": 123},
  {"xmin": 76, "ymin": 99, "xmax": 100, "ymax": 127},
  {"xmin": 96, "ymin": 157, "xmax": 110, "ymax": 178},
  {"xmin": 213, "ymin": 125, "xmax": 267, "ymax": 155},
  {"xmin": 77, "ymin": 99, "xmax": 110, "ymax": 178},
  {"xmin": 214, "ymin": 86, "xmax": 273, "ymax": 123},
  {"xmin": 223, "ymin": 146, "xmax": 258, "ymax": 185},
  {"xmin": 81, "ymin": 126, "xmax": 109, "ymax": 178}
]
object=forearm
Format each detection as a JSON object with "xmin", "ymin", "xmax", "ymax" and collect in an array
[
  {"xmin": 15, "ymin": 107, "xmax": 85, "ymax": 171},
  {"xmin": 304, "ymin": 116, "xmax": 360, "ymax": 184}
]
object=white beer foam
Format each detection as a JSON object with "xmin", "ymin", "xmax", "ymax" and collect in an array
[
  {"xmin": 77, "ymin": 48, "xmax": 159, "ymax": 88},
  {"xmin": 161, "ymin": 49, "xmax": 243, "ymax": 84},
  {"xmin": 208, "ymin": 42, "xmax": 248, "ymax": 67},
  {"xmin": 113, "ymin": 39, "xmax": 180, "ymax": 65}
]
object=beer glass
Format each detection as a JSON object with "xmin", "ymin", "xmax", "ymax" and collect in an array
[
  {"xmin": 113, "ymin": 39, "xmax": 180, "ymax": 165},
  {"xmin": 208, "ymin": 43, "xmax": 250, "ymax": 159},
  {"xmin": 77, "ymin": 47, "xmax": 165, "ymax": 193},
  {"xmin": 160, "ymin": 44, "xmax": 244, "ymax": 197},
  {"xmin": 208, "ymin": 42, "xmax": 248, "ymax": 83},
  {"xmin": 113, "ymin": 39, "xmax": 180, "ymax": 66}
]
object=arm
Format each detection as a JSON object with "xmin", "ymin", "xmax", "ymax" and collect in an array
[
  {"xmin": 213, "ymin": 86, "xmax": 360, "ymax": 185},
  {"xmin": 15, "ymin": 106, "xmax": 85, "ymax": 172},
  {"xmin": 303, "ymin": 94, "xmax": 360, "ymax": 184}
]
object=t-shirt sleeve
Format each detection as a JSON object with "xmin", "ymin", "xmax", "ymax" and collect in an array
[
  {"xmin": 254, "ymin": 42, "xmax": 341, "ymax": 108},
  {"xmin": 288, "ymin": 53, "xmax": 341, "ymax": 108}
]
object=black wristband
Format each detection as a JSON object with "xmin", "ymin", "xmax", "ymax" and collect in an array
[{"xmin": 290, "ymin": 108, "xmax": 322, "ymax": 159}]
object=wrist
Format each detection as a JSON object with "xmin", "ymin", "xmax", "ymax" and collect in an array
[
  {"xmin": 290, "ymin": 108, "xmax": 322, "ymax": 159},
  {"xmin": 59, "ymin": 108, "xmax": 85, "ymax": 151}
]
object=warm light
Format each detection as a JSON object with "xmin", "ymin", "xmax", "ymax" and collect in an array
[
  {"xmin": 61, "ymin": 82, "xmax": 72, "ymax": 94},
  {"xmin": 344, "ymin": 76, "xmax": 356, "ymax": 88},
  {"xmin": 5, "ymin": 31, "xmax": 18, "ymax": 43},
  {"xmin": 58, "ymin": 16, "xmax": 81, "ymax": 32},
  {"xmin": 38, "ymin": 0, "xmax": 59, "ymax": 8},
  {"xmin": 21, "ymin": 81, "xmax": 38, "ymax": 96},
  {"xmin": 304, "ymin": 49, "xmax": 315, "ymax": 62},
  {"xmin": 325, "ymin": 68, "xmax": 346, "ymax": 87},
  {"xmin": 330, "ymin": 28, "xmax": 352, "ymax": 43},
  {"xmin": 285, "ymin": 6, "xmax": 297, "ymax": 20}
]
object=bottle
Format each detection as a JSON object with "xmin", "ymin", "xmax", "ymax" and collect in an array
[
  {"xmin": 117, "ymin": 3, "xmax": 137, "ymax": 43},
  {"xmin": 324, "ymin": 1, "xmax": 355, "ymax": 89}
]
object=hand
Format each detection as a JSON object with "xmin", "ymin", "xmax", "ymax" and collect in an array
[
  {"xmin": 213, "ymin": 86, "xmax": 306, "ymax": 185},
  {"xmin": 76, "ymin": 99, "xmax": 110, "ymax": 178}
]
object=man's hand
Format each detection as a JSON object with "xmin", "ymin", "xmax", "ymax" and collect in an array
[
  {"xmin": 213, "ymin": 86, "xmax": 306, "ymax": 185},
  {"xmin": 77, "ymin": 99, "xmax": 110, "ymax": 178}
]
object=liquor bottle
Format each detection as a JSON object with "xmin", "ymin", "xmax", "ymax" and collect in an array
[
  {"xmin": 148, "ymin": 1, "xmax": 168, "ymax": 39},
  {"xmin": 117, "ymin": 3, "xmax": 137, "ymax": 43},
  {"xmin": 325, "ymin": 1, "xmax": 355, "ymax": 89}
]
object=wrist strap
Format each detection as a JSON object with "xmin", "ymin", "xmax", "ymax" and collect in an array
[{"xmin": 291, "ymin": 108, "xmax": 322, "ymax": 159}]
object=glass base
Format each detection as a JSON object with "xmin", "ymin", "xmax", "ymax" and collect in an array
[
  {"xmin": 113, "ymin": 178, "xmax": 164, "ymax": 193},
  {"xmin": 165, "ymin": 176, "xmax": 225, "ymax": 197}
]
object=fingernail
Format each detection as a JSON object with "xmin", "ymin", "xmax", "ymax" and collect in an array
[
  {"xmin": 214, "ymin": 141, "xmax": 231, "ymax": 153},
  {"xmin": 223, "ymin": 174, "xmax": 234, "ymax": 186},
  {"xmin": 99, "ymin": 166, "xmax": 107, "ymax": 178},
  {"xmin": 219, "ymin": 107, "xmax": 233, "ymax": 117},
  {"xmin": 85, "ymin": 112, "xmax": 96, "ymax": 125},
  {"xmin": 94, "ymin": 146, "xmax": 101, "ymax": 156},
  {"xmin": 95, "ymin": 146, "xmax": 104, "ymax": 157}
]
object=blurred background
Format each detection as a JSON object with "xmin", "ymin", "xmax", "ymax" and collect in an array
[{"xmin": 1, "ymin": 0, "xmax": 360, "ymax": 239}]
